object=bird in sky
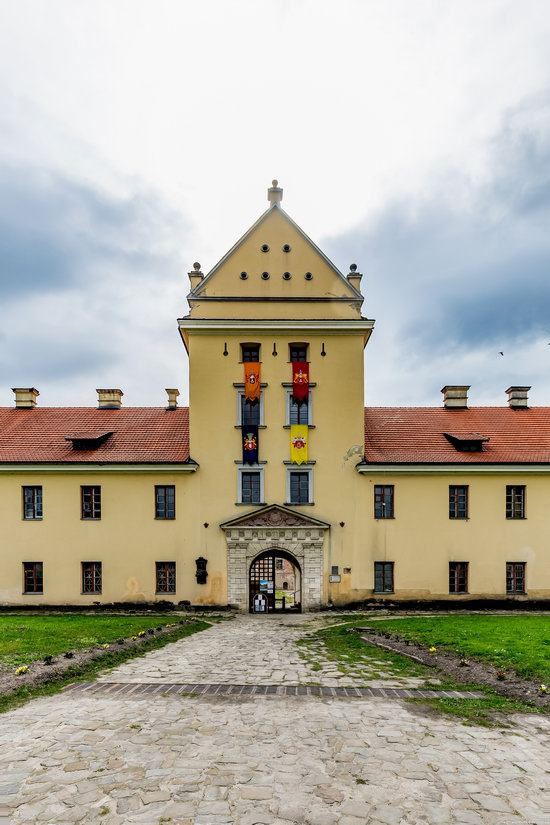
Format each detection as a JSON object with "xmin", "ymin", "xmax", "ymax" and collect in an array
[{"xmin": 498, "ymin": 351, "xmax": 504, "ymax": 356}]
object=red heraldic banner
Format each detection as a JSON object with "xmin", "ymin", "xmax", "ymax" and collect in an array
[
  {"xmin": 244, "ymin": 362, "xmax": 261, "ymax": 403},
  {"xmin": 292, "ymin": 361, "xmax": 309, "ymax": 403}
]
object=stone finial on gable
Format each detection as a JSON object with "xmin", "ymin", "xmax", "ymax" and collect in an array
[{"xmin": 267, "ymin": 179, "xmax": 283, "ymax": 206}]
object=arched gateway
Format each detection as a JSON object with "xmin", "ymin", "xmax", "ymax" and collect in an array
[
  {"xmin": 220, "ymin": 505, "xmax": 329, "ymax": 612},
  {"xmin": 249, "ymin": 549, "xmax": 302, "ymax": 613}
]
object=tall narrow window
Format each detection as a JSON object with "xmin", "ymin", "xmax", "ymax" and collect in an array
[
  {"xmin": 82, "ymin": 562, "xmax": 102, "ymax": 594},
  {"xmin": 23, "ymin": 486, "xmax": 43, "ymax": 520},
  {"xmin": 155, "ymin": 486, "xmax": 175, "ymax": 519},
  {"xmin": 240, "ymin": 393, "xmax": 261, "ymax": 426},
  {"xmin": 374, "ymin": 562, "xmax": 394, "ymax": 593},
  {"xmin": 506, "ymin": 562, "xmax": 526, "ymax": 594},
  {"xmin": 449, "ymin": 562, "xmax": 468, "ymax": 593},
  {"xmin": 23, "ymin": 562, "xmax": 43, "ymax": 594},
  {"xmin": 289, "ymin": 396, "xmax": 309, "ymax": 425},
  {"xmin": 506, "ymin": 486, "xmax": 525, "ymax": 519},
  {"xmin": 156, "ymin": 561, "xmax": 176, "ymax": 594},
  {"xmin": 81, "ymin": 486, "xmax": 101, "ymax": 520},
  {"xmin": 449, "ymin": 486, "xmax": 468, "ymax": 519},
  {"xmin": 289, "ymin": 471, "xmax": 310, "ymax": 504},
  {"xmin": 290, "ymin": 343, "xmax": 308, "ymax": 362},
  {"xmin": 374, "ymin": 485, "xmax": 394, "ymax": 519},
  {"xmin": 241, "ymin": 343, "xmax": 260, "ymax": 362},
  {"xmin": 241, "ymin": 471, "xmax": 261, "ymax": 504}
]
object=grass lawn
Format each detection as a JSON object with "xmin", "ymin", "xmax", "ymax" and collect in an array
[
  {"xmin": 369, "ymin": 614, "xmax": 550, "ymax": 683},
  {"xmin": 0, "ymin": 613, "xmax": 200, "ymax": 667},
  {"xmin": 300, "ymin": 620, "xmax": 540, "ymax": 726}
]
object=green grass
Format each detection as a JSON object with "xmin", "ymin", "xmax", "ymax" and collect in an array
[
  {"xmin": 0, "ymin": 613, "xmax": 198, "ymax": 667},
  {"xmin": 301, "ymin": 620, "xmax": 539, "ymax": 726},
  {"xmin": 0, "ymin": 618, "xmax": 210, "ymax": 714},
  {"xmin": 369, "ymin": 614, "xmax": 550, "ymax": 682}
]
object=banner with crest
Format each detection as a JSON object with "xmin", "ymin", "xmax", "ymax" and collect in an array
[
  {"xmin": 242, "ymin": 425, "xmax": 259, "ymax": 465},
  {"xmin": 290, "ymin": 424, "xmax": 308, "ymax": 465},
  {"xmin": 292, "ymin": 361, "xmax": 309, "ymax": 403},
  {"xmin": 244, "ymin": 362, "xmax": 261, "ymax": 403}
]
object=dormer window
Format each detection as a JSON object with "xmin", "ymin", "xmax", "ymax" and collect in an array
[
  {"xmin": 65, "ymin": 431, "xmax": 114, "ymax": 451},
  {"xmin": 443, "ymin": 432, "xmax": 490, "ymax": 453},
  {"xmin": 241, "ymin": 343, "xmax": 260, "ymax": 362}
]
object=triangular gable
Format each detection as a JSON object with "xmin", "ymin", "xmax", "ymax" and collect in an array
[
  {"xmin": 220, "ymin": 503, "xmax": 331, "ymax": 530},
  {"xmin": 190, "ymin": 204, "xmax": 361, "ymax": 303}
]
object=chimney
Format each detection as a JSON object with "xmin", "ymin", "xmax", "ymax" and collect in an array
[
  {"xmin": 441, "ymin": 385, "xmax": 470, "ymax": 409},
  {"xmin": 165, "ymin": 388, "xmax": 180, "ymax": 410},
  {"xmin": 12, "ymin": 387, "xmax": 39, "ymax": 409},
  {"xmin": 188, "ymin": 262, "xmax": 204, "ymax": 291},
  {"xmin": 267, "ymin": 179, "xmax": 283, "ymax": 207},
  {"xmin": 347, "ymin": 263, "xmax": 362, "ymax": 293},
  {"xmin": 97, "ymin": 389, "xmax": 123, "ymax": 409},
  {"xmin": 506, "ymin": 386, "xmax": 530, "ymax": 409}
]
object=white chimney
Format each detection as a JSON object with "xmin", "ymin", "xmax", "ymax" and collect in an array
[
  {"xmin": 97, "ymin": 389, "xmax": 123, "ymax": 409},
  {"xmin": 506, "ymin": 386, "xmax": 530, "ymax": 409},
  {"xmin": 441, "ymin": 385, "xmax": 470, "ymax": 409},
  {"xmin": 267, "ymin": 179, "xmax": 283, "ymax": 206},
  {"xmin": 165, "ymin": 388, "xmax": 180, "ymax": 410},
  {"xmin": 12, "ymin": 387, "xmax": 39, "ymax": 409}
]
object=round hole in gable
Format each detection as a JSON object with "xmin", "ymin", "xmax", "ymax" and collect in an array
[
  {"xmin": 282, "ymin": 272, "xmax": 292, "ymax": 281},
  {"xmin": 261, "ymin": 271, "xmax": 270, "ymax": 280},
  {"xmin": 282, "ymin": 244, "xmax": 291, "ymax": 253},
  {"xmin": 304, "ymin": 271, "xmax": 313, "ymax": 280},
  {"xmin": 261, "ymin": 244, "xmax": 270, "ymax": 253},
  {"xmin": 240, "ymin": 271, "xmax": 248, "ymax": 280}
]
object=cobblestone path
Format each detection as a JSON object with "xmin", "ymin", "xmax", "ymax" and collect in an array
[{"xmin": 0, "ymin": 615, "xmax": 548, "ymax": 824}]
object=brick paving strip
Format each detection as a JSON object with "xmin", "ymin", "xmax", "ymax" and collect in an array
[{"xmin": 65, "ymin": 681, "xmax": 485, "ymax": 700}]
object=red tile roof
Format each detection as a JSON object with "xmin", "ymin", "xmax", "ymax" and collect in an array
[
  {"xmin": 0, "ymin": 408, "xmax": 190, "ymax": 463},
  {"xmin": 364, "ymin": 407, "xmax": 550, "ymax": 464}
]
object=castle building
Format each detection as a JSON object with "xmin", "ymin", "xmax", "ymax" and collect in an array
[{"xmin": 1, "ymin": 183, "xmax": 549, "ymax": 609}]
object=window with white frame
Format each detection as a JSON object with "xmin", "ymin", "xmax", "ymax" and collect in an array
[
  {"xmin": 286, "ymin": 467, "xmax": 313, "ymax": 504},
  {"xmin": 285, "ymin": 388, "xmax": 312, "ymax": 425},
  {"xmin": 236, "ymin": 388, "xmax": 264, "ymax": 426},
  {"xmin": 237, "ymin": 466, "xmax": 264, "ymax": 504}
]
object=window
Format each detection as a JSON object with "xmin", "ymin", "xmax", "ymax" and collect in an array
[
  {"xmin": 276, "ymin": 559, "xmax": 283, "ymax": 570},
  {"xmin": 506, "ymin": 486, "xmax": 525, "ymax": 519},
  {"xmin": 23, "ymin": 562, "xmax": 43, "ymax": 594},
  {"xmin": 449, "ymin": 486, "xmax": 468, "ymax": 519},
  {"xmin": 82, "ymin": 562, "xmax": 102, "ymax": 594},
  {"xmin": 240, "ymin": 471, "xmax": 262, "ymax": 504},
  {"xmin": 81, "ymin": 486, "xmax": 101, "ymax": 520},
  {"xmin": 449, "ymin": 562, "xmax": 468, "ymax": 594},
  {"xmin": 506, "ymin": 562, "xmax": 526, "ymax": 594},
  {"xmin": 241, "ymin": 343, "xmax": 260, "ymax": 362},
  {"xmin": 289, "ymin": 396, "xmax": 309, "ymax": 425},
  {"xmin": 156, "ymin": 561, "xmax": 176, "ymax": 594},
  {"xmin": 374, "ymin": 562, "xmax": 394, "ymax": 593},
  {"xmin": 289, "ymin": 343, "xmax": 308, "ymax": 362},
  {"xmin": 374, "ymin": 485, "xmax": 394, "ymax": 519},
  {"xmin": 240, "ymin": 393, "xmax": 261, "ymax": 426},
  {"xmin": 155, "ymin": 486, "xmax": 175, "ymax": 519},
  {"xmin": 23, "ymin": 486, "xmax": 43, "ymax": 520},
  {"xmin": 289, "ymin": 471, "xmax": 310, "ymax": 504}
]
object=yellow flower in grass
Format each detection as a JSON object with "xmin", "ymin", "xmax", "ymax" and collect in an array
[
  {"xmin": 131, "ymin": 635, "xmax": 138, "ymax": 640},
  {"xmin": 539, "ymin": 684, "xmax": 548, "ymax": 695},
  {"xmin": 137, "ymin": 631, "xmax": 146, "ymax": 637},
  {"xmin": 100, "ymin": 644, "xmax": 110, "ymax": 649},
  {"xmin": 429, "ymin": 646, "xmax": 437, "ymax": 655},
  {"xmin": 15, "ymin": 665, "xmax": 29, "ymax": 675}
]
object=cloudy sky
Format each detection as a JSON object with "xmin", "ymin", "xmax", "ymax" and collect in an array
[{"xmin": 1, "ymin": 0, "xmax": 550, "ymax": 407}]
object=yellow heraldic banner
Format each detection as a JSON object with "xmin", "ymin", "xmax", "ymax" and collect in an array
[{"xmin": 290, "ymin": 425, "xmax": 308, "ymax": 465}]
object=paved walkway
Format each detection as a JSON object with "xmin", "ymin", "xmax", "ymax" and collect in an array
[{"xmin": 0, "ymin": 615, "xmax": 548, "ymax": 824}]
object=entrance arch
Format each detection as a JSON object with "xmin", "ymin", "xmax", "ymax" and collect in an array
[{"xmin": 249, "ymin": 550, "xmax": 302, "ymax": 613}]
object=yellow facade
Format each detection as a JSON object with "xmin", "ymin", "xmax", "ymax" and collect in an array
[{"xmin": 1, "ymin": 182, "xmax": 549, "ymax": 607}]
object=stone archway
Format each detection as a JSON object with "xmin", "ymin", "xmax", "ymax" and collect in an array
[{"xmin": 220, "ymin": 505, "xmax": 330, "ymax": 612}]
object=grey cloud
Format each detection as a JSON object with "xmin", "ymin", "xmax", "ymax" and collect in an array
[{"xmin": 324, "ymin": 98, "xmax": 550, "ymax": 356}]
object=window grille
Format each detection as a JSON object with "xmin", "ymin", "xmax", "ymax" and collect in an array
[
  {"xmin": 374, "ymin": 485, "xmax": 394, "ymax": 519},
  {"xmin": 449, "ymin": 486, "xmax": 468, "ymax": 519},
  {"xmin": 156, "ymin": 561, "xmax": 176, "ymax": 594},
  {"xmin": 155, "ymin": 486, "xmax": 175, "ymax": 519},
  {"xmin": 374, "ymin": 562, "xmax": 394, "ymax": 593},
  {"xmin": 23, "ymin": 486, "xmax": 43, "ymax": 520},
  {"xmin": 82, "ymin": 562, "xmax": 102, "ymax": 594},
  {"xmin": 81, "ymin": 486, "xmax": 101, "ymax": 520},
  {"xmin": 449, "ymin": 562, "xmax": 468, "ymax": 593}
]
